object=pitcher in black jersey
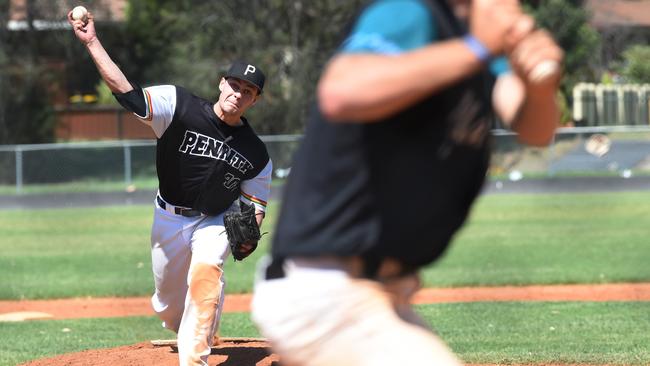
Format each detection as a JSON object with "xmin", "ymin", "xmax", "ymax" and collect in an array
[
  {"xmin": 251, "ymin": 0, "xmax": 563, "ymax": 365},
  {"xmin": 69, "ymin": 10, "xmax": 271, "ymax": 366}
]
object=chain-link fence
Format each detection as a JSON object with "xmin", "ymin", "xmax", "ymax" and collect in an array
[
  {"xmin": 491, "ymin": 126, "xmax": 650, "ymax": 179},
  {"xmin": 1, "ymin": 128, "xmax": 650, "ymax": 194},
  {"xmin": 0, "ymin": 135, "xmax": 302, "ymax": 194}
]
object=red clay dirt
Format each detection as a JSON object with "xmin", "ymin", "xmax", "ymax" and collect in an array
[
  {"xmin": 6, "ymin": 283, "xmax": 650, "ymax": 366},
  {"xmin": 2, "ymin": 283, "xmax": 649, "ymax": 320},
  {"xmin": 18, "ymin": 339, "xmax": 279, "ymax": 366}
]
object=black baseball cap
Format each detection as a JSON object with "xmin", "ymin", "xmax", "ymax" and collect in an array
[{"xmin": 225, "ymin": 60, "xmax": 265, "ymax": 94}]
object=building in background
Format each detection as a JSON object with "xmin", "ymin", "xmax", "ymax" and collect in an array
[
  {"xmin": 586, "ymin": 0, "xmax": 650, "ymax": 67},
  {"xmin": 8, "ymin": 0, "xmax": 126, "ymax": 30},
  {"xmin": 6, "ymin": 0, "xmax": 154, "ymax": 140}
]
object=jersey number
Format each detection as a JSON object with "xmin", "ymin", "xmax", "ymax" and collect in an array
[{"xmin": 223, "ymin": 173, "xmax": 240, "ymax": 191}]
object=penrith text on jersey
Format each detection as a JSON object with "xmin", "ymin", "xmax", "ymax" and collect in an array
[{"xmin": 178, "ymin": 130, "xmax": 254, "ymax": 174}]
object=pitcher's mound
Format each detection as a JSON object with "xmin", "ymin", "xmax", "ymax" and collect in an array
[
  {"xmin": 19, "ymin": 338, "xmax": 278, "ymax": 366},
  {"xmin": 0, "ymin": 311, "xmax": 53, "ymax": 322}
]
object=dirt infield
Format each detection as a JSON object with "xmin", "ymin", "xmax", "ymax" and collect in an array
[
  {"xmin": 19, "ymin": 339, "xmax": 279, "ymax": 366},
  {"xmin": 7, "ymin": 283, "xmax": 650, "ymax": 366},
  {"xmin": 3, "ymin": 283, "xmax": 649, "ymax": 320}
]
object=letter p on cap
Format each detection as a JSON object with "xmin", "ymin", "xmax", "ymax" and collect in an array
[{"xmin": 245, "ymin": 65, "xmax": 256, "ymax": 75}]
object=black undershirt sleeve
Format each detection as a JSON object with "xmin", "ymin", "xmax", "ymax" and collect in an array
[{"xmin": 113, "ymin": 83, "xmax": 147, "ymax": 117}]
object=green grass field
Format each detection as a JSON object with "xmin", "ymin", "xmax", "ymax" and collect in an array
[
  {"xmin": 1, "ymin": 302, "xmax": 648, "ymax": 366},
  {"xmin": 1, "ymin": 191, "xmax": 649, "ymax": 365},
  {"xmin": 425, "ymin": 191, "xmax": 650, "ymax": 286},
  {"xmin": 2, "ymin": 192, "xmax": 649, "ymax": 299}
]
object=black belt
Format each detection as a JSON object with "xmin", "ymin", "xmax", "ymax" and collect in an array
[
  {"xmin": 264, "ymin": 257, "xmax": 417, "ymax": 281},
  {"xmin": 265, "ymin": 258, "xmax": 287, "ymax": 280},
  {"xmin": 156, "ymin": 195, "xmax": 203, "ymax": 217}
]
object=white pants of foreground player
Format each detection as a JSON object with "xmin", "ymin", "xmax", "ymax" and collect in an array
[
  {"xmin": 150, "ymin": 197, "xmax": 233, "ymax": 366},
  {"xmin": 252, "ymin": 257, "xmax": 462, "ymax": 366}
]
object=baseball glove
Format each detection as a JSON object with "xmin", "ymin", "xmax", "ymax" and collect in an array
[{"xmin": 224, "ymin": 202, "xmax": 261, "ymax": 261}]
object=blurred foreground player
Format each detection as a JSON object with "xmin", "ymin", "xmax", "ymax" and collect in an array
[{"xmin": 252, "ymin": 0, "xmax": 563, "ymax": 365}]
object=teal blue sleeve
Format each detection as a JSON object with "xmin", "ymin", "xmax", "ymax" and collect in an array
[
  {"xmin": 341, "ymin": 0, "xmax": 509, "ymax": 78},
  {"xmin": 489, "ymin": 57, "xmax": 511, "ymax": 76},
  {"xmin": 341, "ymin": 0, "xmax": 436, "ymax": 54}
]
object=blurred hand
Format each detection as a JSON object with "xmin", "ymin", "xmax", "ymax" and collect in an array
[
  {"xmin": 67, "ymin": 10, "xmax": 97, "ymax": 45},
  {"xmin": 506, "ymin": 17, "xmax": 564, "ymax": 89},
  {"xmin": 240, "ymin": 243, "xmax": 255, "ymax": 252},
  {"xmin": 470, "ymin": 0, "xmax": 523, "ymax": 55}
]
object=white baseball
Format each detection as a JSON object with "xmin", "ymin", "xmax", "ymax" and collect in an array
[
  {"xmin": 529, "ymin": 60, "xmax": 560, "ymax": 84},
  {"xmin": 585, "ymin": 133, "xmax": 611, "ymax": 158},
  {"xmin": 71, "ymin": 6, "xmax": 88, "ymax": 22}
]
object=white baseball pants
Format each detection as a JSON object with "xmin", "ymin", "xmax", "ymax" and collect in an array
[
  {"xmin": 150, "ymin": 197, "xmax": 232, "ymax": 366},
  {"xmin": 251, "ymin": 257, "xmax": 463, "ymax": 366}
]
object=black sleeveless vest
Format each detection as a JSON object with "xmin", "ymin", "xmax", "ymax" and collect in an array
[{"xmin": 272, "ymin": 0, "xmax": 495, "ymax": 267}]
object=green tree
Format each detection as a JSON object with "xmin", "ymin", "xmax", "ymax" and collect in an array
[
  {"xmin": 618, "ymin": 45, "xmax": 650, "ymax": 83},
  {"xmin": 0, "ymin": 0, "xmax": 56, "ymax": 144},
  {"xmin": 526, "ymin": 0, "xmax": 601, "ymax": 118},
  {"xmin": 0, "ymin": 0, "xmax": 8, "ymax": 143},
  {"xmin": 122, "ymin": 0, "xmax": 363, "ymax": 134},
  {"xmin": 122, "ymin": 0, "xmax": 600, "ymax": 132},
  {"xmin": 0, "ymin": 0, "xmax": 113, "ymax": 144}
]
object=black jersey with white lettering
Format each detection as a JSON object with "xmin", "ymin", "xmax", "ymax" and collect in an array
[
  {"xmin": 271, "ymin": 0, "xmax": 493, "ymax": 267},
  {"xmin": 134, "ymin": 85, "xmax": 272, "ymax": 216}
]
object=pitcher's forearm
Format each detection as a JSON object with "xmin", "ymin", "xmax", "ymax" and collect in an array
[
  {"xmin": 256, "ymin": 211, "xmax": 265, "ymax": 228},
  {"xmin": 85, "ymin": 38, "xmax": 133, "ymax": 93}
]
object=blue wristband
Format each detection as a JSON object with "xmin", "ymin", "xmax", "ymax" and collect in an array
[{"xmin": 462, "ymin": 34, "xmax": 491, "ymax": 63}]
